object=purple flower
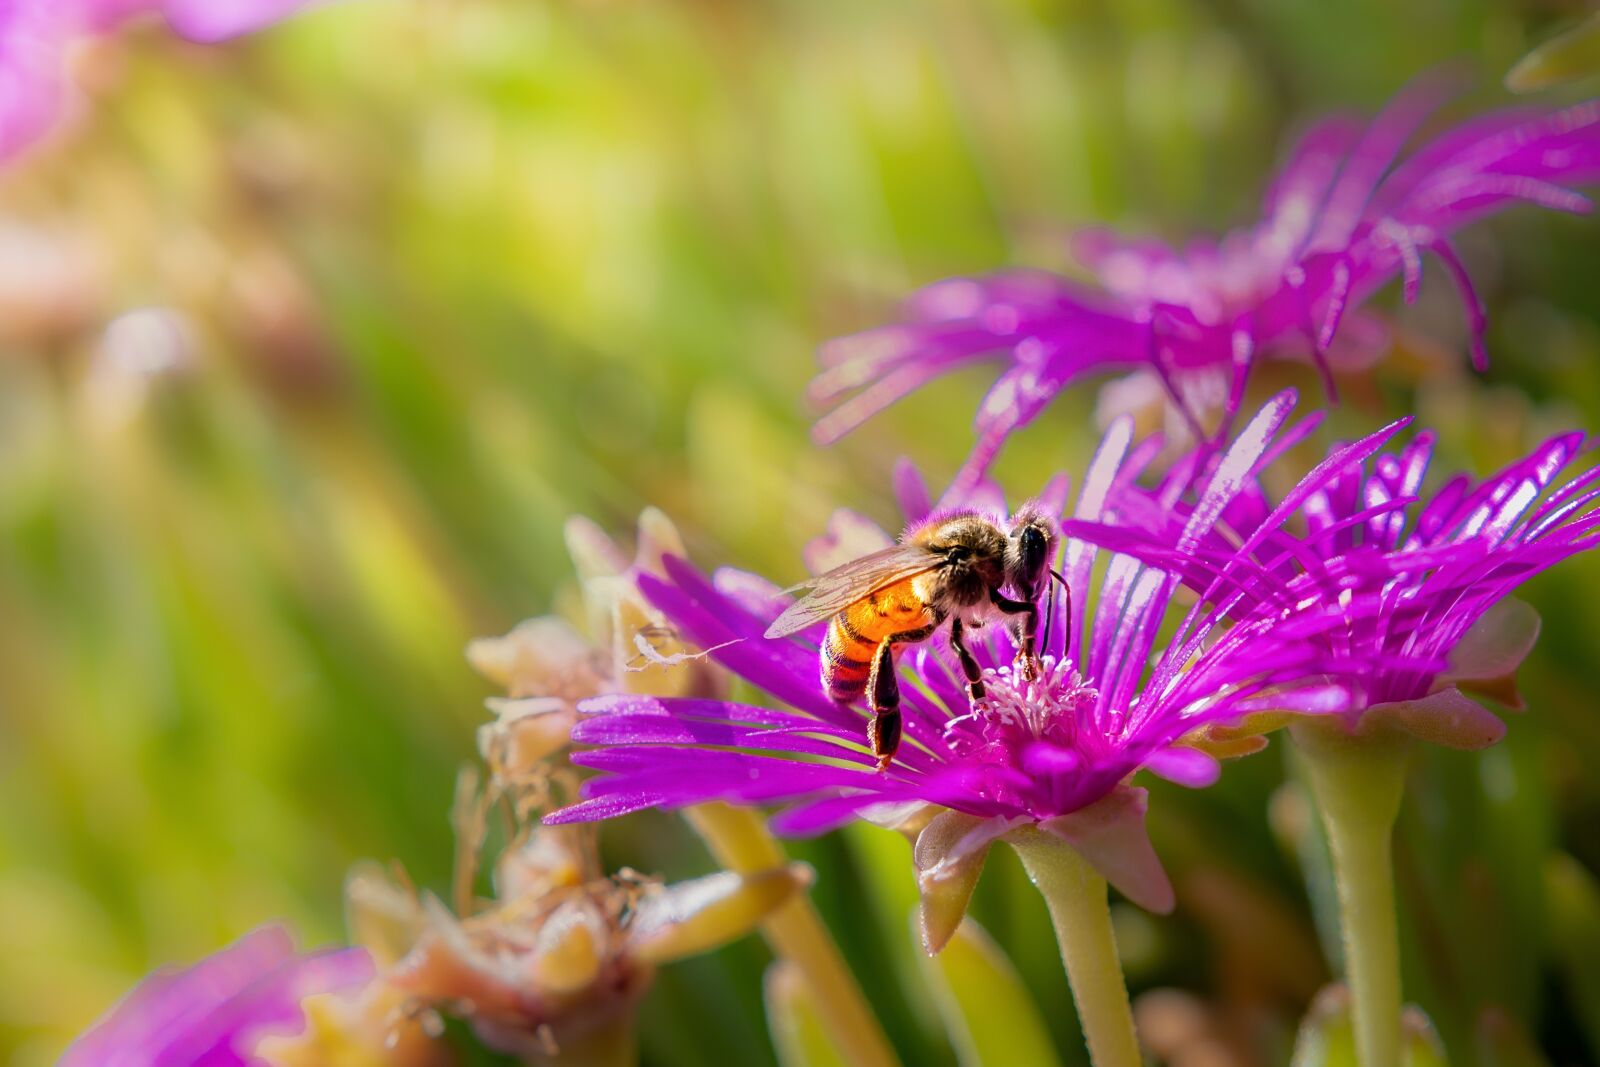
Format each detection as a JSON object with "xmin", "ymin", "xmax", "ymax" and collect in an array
[
  {"xmin": 548, "ymin": 394, "xmax": 1433, "ymax": 931},
  {"xmin": 60, "ymin": 925, "xmax": 374, "ymax": 1067},
  {"xmin": 1, "ymin": 0, "xmax": 323, "ymax": 164},
  {"xmin": 812, "ymin": 77, "xmax": 1600, "ymax": 490},
  {"xmin": 1066, "ymin": 403, "xmax": 1600, "ymax": 749}
]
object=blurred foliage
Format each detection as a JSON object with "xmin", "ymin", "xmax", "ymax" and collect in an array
[
  {"xmin": 2, "ymin": 1, "xmax": 1599, "ymax": 1065},
  {"xmin": 1508, "ymin": 12, "xmax": 1600, "ymax": 92}
]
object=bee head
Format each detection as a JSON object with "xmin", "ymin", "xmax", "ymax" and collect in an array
[{"xmin": 1005, "ymin": 500, "xmax": 1059, "ymax": 601}]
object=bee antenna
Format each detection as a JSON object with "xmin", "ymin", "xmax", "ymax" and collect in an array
[
  {"xmin": 1041, "ymin": 579, "xmax": 1056, "ymax": 659},
  {"xmin": 1044, "ymin": 569, "xmax": 1070, "ymax": 660}
]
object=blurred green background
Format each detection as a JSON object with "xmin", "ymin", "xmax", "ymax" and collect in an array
[{"xmin": 3, "ymin": 1, "xmax": 1600, "ymax": 1064}]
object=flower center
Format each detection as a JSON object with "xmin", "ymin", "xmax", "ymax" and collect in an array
[{"xmin": 943, "ymin": 654, "xmax": 1098, "ymax": 763}]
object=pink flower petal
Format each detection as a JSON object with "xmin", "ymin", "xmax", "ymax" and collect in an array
[{"xmin": 1038, "ymin": 787, "xmax": 1175, "ymax": 914}]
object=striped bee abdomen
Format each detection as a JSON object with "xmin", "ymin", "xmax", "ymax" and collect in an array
[
  {"xmin": 820, "ymin": 578, "xmax": 934, "ymax": 703},
  {"xmin": 821, "ymin": 613, "xmax": 875, "ymax": 701}
]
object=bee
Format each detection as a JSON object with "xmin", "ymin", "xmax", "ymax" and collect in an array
[{"xmin": 765, "ymin": 503, "xmax": 1061, "ymax": 770}]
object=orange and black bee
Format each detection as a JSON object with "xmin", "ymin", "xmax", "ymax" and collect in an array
[{"xmin": 765, "ymin": 503, "xmax": 1060, "ymax": 770}]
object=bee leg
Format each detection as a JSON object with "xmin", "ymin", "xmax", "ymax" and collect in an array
[
  {"xmin": 949, "ymin": 617, "xmax": 985, "ymax": 705},
  {"xmin": 865, "ymin": 640, "xmax": 902, "ymax": 771},
  {"xmin": 866, "ymin": 625, "xmax": 935, "ymax": 771},
  {"xmin": 989, "ymin": 590, "xmax": 1040, "ymax": 681}
]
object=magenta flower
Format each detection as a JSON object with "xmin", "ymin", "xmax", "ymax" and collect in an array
[
  {"xmin": 1, "ymin": 0, "xmax": 323, "ymax": 163},
  {"xmin": 1066, "ymin": 403, "xmax": 1600, "ymax": 749},
  {"xmin": 548, "ymin": 394, "xmax": 1435, "ymax": 930},
  {"xmin": 60, "ymin": 925, "xmax": 374, "ymax": 1067},
  {"xmin": 1056, "ymin": 402, "xmax": 1600, "ymax": 1067},
  {"xmin": 812, "ymin": 78, "xmax": 1600, "ymax": 489}
]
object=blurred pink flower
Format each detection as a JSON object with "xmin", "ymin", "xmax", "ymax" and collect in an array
[
  {"xmin": 814, "ymin": 76, "xmax": 1600, "ymax": 490},
  {"xmin": 0, "ymin": 0, "xmax": 323, "ymax": 162},
  {"xmin": 60, "ymin": 925, "xmax": 374, "ymax": 1067}
]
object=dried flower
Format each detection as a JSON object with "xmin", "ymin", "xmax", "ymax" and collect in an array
[
  {"xmin": 59, "ymin": 925, "xmax": 374, "ymax": 1067},
  {"xmin": 352, "ymin": 820, "xmax": 811, "ymax": 1060},
  {"xmin": 469, "ymin": 509, "xmax": 723, "ymax": 793},
  {"xmin": 548, "ymin": 395, "xmax": 1430, "ymax": 950},
  {"xmin": 813, "ymin": 79, "xmax": 1600, "ymax": 488}
]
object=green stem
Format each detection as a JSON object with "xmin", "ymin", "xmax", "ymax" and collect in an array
[
  {"xmin": 1292, "ymin": 721, "xmax": 1413, "ymax": 1067},
  {"xmin": 685, "ymin": 803, "xmax": 902, "ymax": 1067},
  {"xmin": 1008, "ymin": 829, "xmax": 1142, "ymax": 1067}
]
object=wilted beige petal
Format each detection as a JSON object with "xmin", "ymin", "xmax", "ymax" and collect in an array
[
  {"xmin": 388, "ymin": 896, "xmax": 527, "ymax": 1019},
  {"xmin": 634, "ymin": 506, "xmax": 688, "ymax": 578},
  {"xmin": 257, "ymin": 983, "xmax": 449, "ymax": 1067},
  {"xmin": 612, "ymin": 589, "xmax": 723, "ymax": 699},
  {"xmin": 345, "ymin": 863, "xmax": 426, "ymax": 968},
  {"xmin": 628, "ymin": 864, "xmax": 813, "ymax": 965},
  {"xmin": 466, "ymin": 617, "xmax": 608, "ymax": 700},
  {"xmin": 478, "ymin": 697, "xmax": 580, "ymax": 777},
  {"xmin": 495, "ymin": 826, "xmax": 595, "ymax": 902},
  {"xmin": 531, "ymin": 898, "xmax": 607, "ymax": 994},
  {"xmin": 563, "ymin": 516, "xmax": 629, "ymax": 584}
]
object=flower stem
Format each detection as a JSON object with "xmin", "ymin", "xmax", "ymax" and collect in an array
[
  {"xmin": 684, "ymin": 803, "xmax": 902, "ymax": 1067},
  {"xmin": 1291, "ymin": 721, "xmax": 1413, "ymax": 1067},
  {"xmin": 1008, "ymin": 829, "xmax": 1142, "ymax": 1067}
]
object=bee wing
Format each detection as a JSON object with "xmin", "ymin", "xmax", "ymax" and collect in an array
[{"xmin": 764, "ymin": 543, "xmax": 943, "ymax": 639}]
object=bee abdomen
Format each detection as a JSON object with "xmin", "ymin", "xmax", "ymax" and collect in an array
[{"xmin": 821, "ymin": 615, "xmax": 874, "ymax": 702}]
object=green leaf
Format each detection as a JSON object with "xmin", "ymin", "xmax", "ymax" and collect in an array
[
  {"xmin": 915, "ymin": 918, "xmax": 1062, "ymax": 1067},
  {"xmin": 765, "ymin": 962, "xmax": 852, "ymax": 1067},
  {"xmin": 1507, "ymin": 14, "xmax": 1600, "ymax": 92}
]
